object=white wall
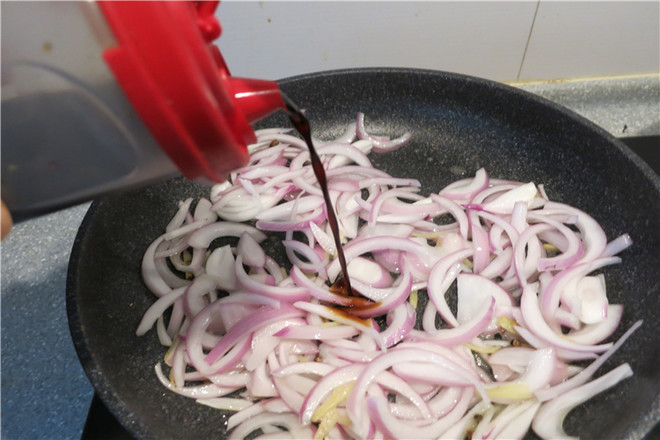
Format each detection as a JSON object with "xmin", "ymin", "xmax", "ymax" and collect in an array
[{"xmin": 215, "ymin": 1, "xmax": 659, "ymax": 83}]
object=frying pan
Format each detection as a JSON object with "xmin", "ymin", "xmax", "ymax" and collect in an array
[{"xmin": 67, "ymin": 68, "xmax": 660, "ymax": 440}]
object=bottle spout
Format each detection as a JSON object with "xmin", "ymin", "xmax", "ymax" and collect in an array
[{"xmin": 227, "ymin": 76, "xmax": 286, "ymax": 124}]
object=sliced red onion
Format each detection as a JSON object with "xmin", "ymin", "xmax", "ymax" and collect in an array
[
  {"xmin": 566, "ymin": 304, "xmax": 623, "ymax": 345},
  {"xmin": 234, "ymin": 255, "xmax": 309, "ymax": 302},
  {"xmin": 186, "ymin": 304, "xmax": 301, "ymax": 374},
  {"xmin": 257, "ymin": 207, "xmax": 326, "ymax": 232},
  {"xmin": 358, "ymin": 222, "xmax": 415, "ymax": 240},
  {"xmin": 426, "ymin": 248, "xmax": 473, "ymax": 327},
  {"xmin": 195, "ymin": 371, "xmax": 251, "ymax": 389},
  {"xmin": 349, "ymin": 269, "xmax": 412, "ymax": 318},
  {"xmin": 175, "ymin": 245, "xmax": 206, "ymax": 276},
  {"xmin": 355, "ymin": 112, "xmax": 412, "ymax": 152},
  {"xmin": 367, "ymin": 389, "xmax": 473, "ymax": 440},
  {"xmin": 368, "ymin": 189, "xmax": 424, "ymax": 225},
  {"xmin": 347, "ymin": 278, "xmax": 397, "ymax": 304},
  {"xmin": 183, "ymin": 274, "xmax": 217, "ymax": 318},
  {"xmin": 391, "ymin": 356, "xmax": 486, "ymax": 388},
  {"xmin": 153, "ymin": 232, "xmax": 190, "ymax": 260},
  {"xmin": 359, "ymin": 176, "xmax": 421, "ymax": 189},
  {"xmin": 154, "ymin": 363, "xmax": 238, "ymax": 398},
  {"xmin": 275, "ymin": 325, "xmax": 359, "ymax": 340},
  {"xmin": 439, "ymin": 167, "xmax": 489, "ymax": 201},
  {"xmin": 488, "ymin": 346, "xmax": 536, "ymax": 374},
  {"xmin": 514, "ymin": 325, "xmax": 599, "ymax": 362},
  {"xmin": 347, "ymin": 347, "xmax": 487, "ymax": 437},
  {"xmin": 273, "ymin": 361, "xmax": 336, "ymax": 378},
  {"xmin": 166, "ymin": 300, "xmax": 185, "ymax": 337},
  {"xmin": 389, "ymin": 386, "xmax": 462, "ymax": 421},
  {"xmin": 292, "ymin": 301, "xmax": 380, "ymax": 344},
  {"xmin": 479, "ymin": 247, "xmax": 513, "ymax": 280},
  {"xmin": 193, "ymin": 198, "xmax": 217, "ymax": 223},
  {"xmin": 534, "ymin": 319, "xmax": 642, "ymax": 402},
  {"xmin": 528, "ymin": 212, "xmax": 584, "ymax": 271},
  {"xmin": 513, "ymin": 223, "xmax": 553, "ymax": 288},
  {"xmin": 481, "ymin": 181, "xmax": 538, "ymax": 214},
  {"xmin": 256, "ymin": 195, "xmax": 324, "ymax": 222},
  {"xmin": 566, "ymin": 274, "xmax": 609, "ymax": 325},
  {"xmin": 309, "ymin": 221, "xmax": 336, "ymax": 256},
  {"xmin": 283, "ymin": 239, "xmax": 328, "ymax": 275},
  {"xmin": 245, "ymin": 318, "xmax": 306, "ymax": 371},
  {"xmin": 214, "ymin": 186, "xmax": 294, "ymax": 222},
  {"xmin": 429, "ymin": 194, "xmax": 470, "ymax": 239},
  {"xmin": 227, "ymin": 398, "xmax": 289, "ymax": 431},
  {"xmin": 300, "ymin": 363, "xmax": 364, "ymax": 425},
  {"xmin": 488, "ymin": 347, "xmax": 556, "ymax": 402},
  {"xmin": 166, "ymin": 198, "xmax": 194, "ymax": 231},
  {"xmin": 380, "ymin": 302, "xmax": 416, "ymax": 348},
  {"xmin": 326, "ymin": 236, "xmax": 430, "ymax": 282},
  {"xmin": 532, "ymin": 363, "xmax": 633, "ymax": 440},
  {"xmin": 163, "ymin": 220, "xmax": 207, "ymax": 246},
  {"xmin": 134, "ymin": 285, "xmax": 183, "ymax": 334},
  {"xmin": 270, "ymin": 375, "xmax": 305, "ymax": 413},
  {"xmin": 469, "ymin": 183, "xmax": 518, "ymax": 206},
  {"xmin": 239, "ymin": 164, "xmax": 290, "ymax": 180},
  {"xmin": 470, "ymin": 217, "xmax": 491, "ymax": 274},
  {"xmin": 438, "ymin": 400, "xmax": 491, "ymax": 439},
  {"xmin": 229, "ymin": 411, "xmax": 310, "ymax": 440},
  {"xmin": 237, "ymin": 232, "xmax": 267, "ymax": 268},
  {"xmin": 196, "ymin": 397, "xmax": 253, "ymax": 411},
  {"xmin": 327, "ymin": 177, "xmax": 360, "ymax": 193},
  {"xmin": 334, "ymin": 121, "xmax": 357, "ymax": 144},
  {"xmin": 215, "ymin": 291, "xmax": 281, "ymax": 310},
  {"xmin": 246, "ymin": 361, "xmax": 278, "ymax": 398},
  {"xmin": 346, "ymin": 257, "xmax": 393, "ymax": 289},
  {"xmin": 602, "ymin": 233, "xmax": 633, "ymax": 257},
  {"xmin": 137, "ymin": 118, "xmax": 638, "ymax": 440},
  {"xmin": 187, "ymin": 222, "xmax": 267, "ymax": 249},
  {"xmin": 289, "ymin": 265, "xmax": 373, "ymax": 307},
  {"xmin": 205, "ymin": 245, "xmax": 238, "ymax": 291},
  {"xmin": 155, "ymin": 316, "xmax": 171, "ymax": 346},
  {"xmin": 539, "ymin": 256, "xmax": 621, "ymax": 322},
  {"xmin": 251, "ymin": 168, "xmax": 307, "ymax": 192},
  {"xmin": 520, "ymin": 284, "xmax": 612, "ymax": 353},
  {"xmin": 256, "ymin": 132, "xmax": 308, "ymax": 150},
  {"xmin": 543, "ymin": 201, "xmax": 608, "ymax": 265},
  {"xmin": 325, "ymin": 165, "xmax": 391, "ymax": 181},
  {"xmin": 456, "ymin": 273, "xmax": 513, "ymax": 331},
  {"xmin": 409, "ymin": 297, "xmax": 494, "ymax": 347},
  {"xmin": 487, "ymin": 399, "xmax": 540, "ymax": 439},
  {"xmin": 142, "ymin": 236, "xmax": 174, "ymax": 297}
]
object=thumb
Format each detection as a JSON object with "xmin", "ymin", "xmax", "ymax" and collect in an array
[{"xmin": 1, "ymin": 201, "xmax": 13, "ymax": 240}]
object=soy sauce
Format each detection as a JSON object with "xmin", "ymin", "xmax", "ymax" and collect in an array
[{"xmin": 282, "ymin": 94, "xmax": 355, "ymax": 297}]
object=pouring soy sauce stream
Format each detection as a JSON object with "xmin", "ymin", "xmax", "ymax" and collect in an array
[{"xmin": 281, "ymin": 94, "xmax": 355, "ymax": 298}]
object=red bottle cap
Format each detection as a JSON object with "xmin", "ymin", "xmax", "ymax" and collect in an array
[{"xmin": 97, "ymin": 1, "xmax": 285, "ymax": 182}]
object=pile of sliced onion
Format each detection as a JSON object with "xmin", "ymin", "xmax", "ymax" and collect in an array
[{"xmin": 138, "ymin": 113, "xmax": 640, "ymax": 439}]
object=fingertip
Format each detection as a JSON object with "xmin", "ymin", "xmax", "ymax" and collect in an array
[{"xmin": 1, "ymin": 201, "xmax": 13, "ymax": 240}]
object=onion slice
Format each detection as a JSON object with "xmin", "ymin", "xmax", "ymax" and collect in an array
[{"xmin": 532, "ymin": 363, "xmax": 633, "ymax": 440}]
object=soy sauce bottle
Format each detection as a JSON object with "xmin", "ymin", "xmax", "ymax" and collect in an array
[{"xmin": 2, "ymin": 1, "xmax": 283, "ymax": 221}]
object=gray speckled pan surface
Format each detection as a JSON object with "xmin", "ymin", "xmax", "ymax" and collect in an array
[{"xmin": 67, "ymin": 68, "xmax": 660, "ymax": 440}]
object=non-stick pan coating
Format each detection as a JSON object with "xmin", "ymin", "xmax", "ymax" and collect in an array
[{"xmin": 67, "ymin": 68, "xmax": 660, "ymax": 440}]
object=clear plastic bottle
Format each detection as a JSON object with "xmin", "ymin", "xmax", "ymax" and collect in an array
[{"xmin": 1, "ymin": 1, "xmax": 286, "ymax": 221}]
